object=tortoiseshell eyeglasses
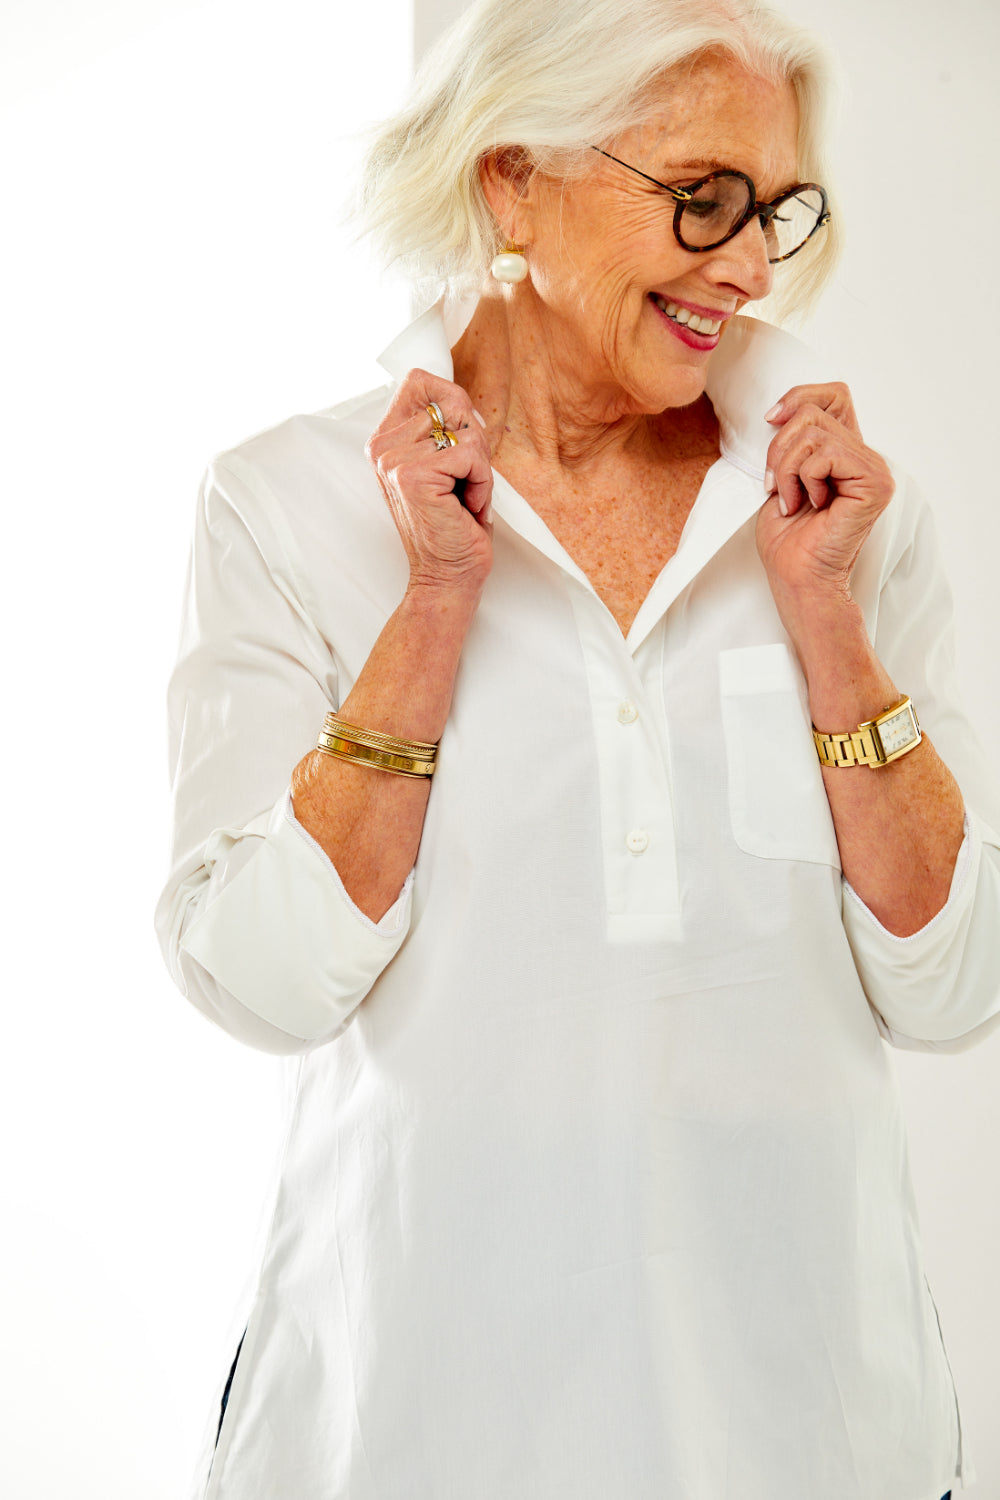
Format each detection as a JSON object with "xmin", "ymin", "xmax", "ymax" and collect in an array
[{"xmin": 592, "ymin": 147, "xmax": 830, "ymax": 263}]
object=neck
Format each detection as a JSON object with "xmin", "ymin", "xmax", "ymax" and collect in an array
[{"xmin": 451, "ymin": 285, "xmax": 717, "ymax": 477}]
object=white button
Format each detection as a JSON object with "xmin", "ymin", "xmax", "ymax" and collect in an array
[
  {"xmin": 617, "ymin": 699, "xmax": 638, "ymax": 725},
  {"xmin": 625, "ymin": 828, "xmax": 649, "ymax": 854}
]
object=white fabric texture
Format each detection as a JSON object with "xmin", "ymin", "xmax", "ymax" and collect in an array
[{"xmin": 156, "ymin": 305, "xmax": 1000, "ymax": 1500}]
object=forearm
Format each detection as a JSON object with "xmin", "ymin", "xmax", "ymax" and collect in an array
[
  {"xmin": 291, "ymin": 583, "xmax": 480, "ymax": 921},
  {"xmin": 790, "ymin": 590, "xmax": 965, "ymax": 936}
]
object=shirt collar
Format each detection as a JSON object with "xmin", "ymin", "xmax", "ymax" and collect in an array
[
  {"xmin": 377, "ymin": 297, "xmax": 830, "ymax": 484},
  {"xmin": 376, "ymin": 295, "xmax": 478, "ymax": 386},
  {"xmin": 703, "ymin": 314, "xmax": 829, "ymax": 482}
]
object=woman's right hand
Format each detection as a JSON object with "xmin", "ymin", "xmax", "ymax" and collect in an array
[{"xmin": 366, "ymin": 368, "xmax": 494, "ymax": 599}]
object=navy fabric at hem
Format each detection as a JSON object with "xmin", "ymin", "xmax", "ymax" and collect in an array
[{"xmin": 216, "ymin": 1332, "xmax": 245, "ymax": 1445}]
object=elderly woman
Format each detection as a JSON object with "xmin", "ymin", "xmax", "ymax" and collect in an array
[{"xmin": 157, "ymin": 1, "xmax": 999, "ymax": 1496}]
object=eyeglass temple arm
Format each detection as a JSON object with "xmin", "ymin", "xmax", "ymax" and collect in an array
[{"xmin": 589, "ymin": 147, "xmax": 692, "ymax": 202}]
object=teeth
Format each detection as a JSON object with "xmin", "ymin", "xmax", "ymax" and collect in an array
[{"xmin": 652, "ymin": 295, "xmax": 721, "ymax": 336}]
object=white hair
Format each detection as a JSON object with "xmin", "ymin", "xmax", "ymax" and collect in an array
[{"xmin": 358, "ymin": 0, "xmax": 842, "ymax": 320}]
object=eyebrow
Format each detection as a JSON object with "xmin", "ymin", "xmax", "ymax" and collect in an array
[
  {"xmin": 659, "ymin": 158, "xmax": 803, "ymax": 198},
  {"xmin": 666, "ymin": 158, "xmax": 730, "ymax": 176}
]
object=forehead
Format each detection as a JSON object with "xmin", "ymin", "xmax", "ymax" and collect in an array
[{"xmin": 628, "ymin": 53, "xmax": 800, "ymax": 189}]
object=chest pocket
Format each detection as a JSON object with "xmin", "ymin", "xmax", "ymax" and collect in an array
[{"xmin": 719, "ymin": 643, "xmax": 841, "ymax": 867}]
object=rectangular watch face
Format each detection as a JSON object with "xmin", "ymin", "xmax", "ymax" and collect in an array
[{"xmin": 877, "ymin": 704, "xmax": 920, "ymax": 759}]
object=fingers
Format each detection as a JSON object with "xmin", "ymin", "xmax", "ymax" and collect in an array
[
  {"xmin": 365, "ymin": 370, "xmax": 496, "ymax": 593},
  {"xmin": 757, "ymin": 382, "xmax": 896, "ymax": 599},
  {"xmin": 367, "ymin": 368, "xmax": 494, "ymax": 520},
  {"xmin": 371, "ymin": 410, "xmax": 493, "ymax": 516},
  {"xmin": 377, "ymin": 368, "xmax": 486, "ymax": 450},
  {"xmin": 764, "ymin": 395, "xmax": 892, "ymax": 520},
  {"xmin": 766, "ymin": 420, "xmax": 841, "ymax": 515},
  {"xmin": 795, "ymin": 447, "xmax": 840, "ymax": 512},
  {"xmin": 765, "ymin": 381, "xmax": 859, "ymax": 434},
  {"xmin": 766, "ymin": 427, "xmax": 892, "ymax": 520}
]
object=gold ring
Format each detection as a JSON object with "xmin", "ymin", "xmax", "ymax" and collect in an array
[
  {"xmin": 431, "ymin": 426, "xmax": 458, "ymax": 450},
  {"xmin": 426, "ymin": 402, "xmax": 445, "ymax": 428}
]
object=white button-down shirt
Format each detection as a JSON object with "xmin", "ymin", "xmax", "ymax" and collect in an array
[{"xmin": 157, "ymin": 304, "xmax": 1000, "ymax": 1500}]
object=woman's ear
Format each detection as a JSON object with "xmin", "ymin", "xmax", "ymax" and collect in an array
[{"xmin": 479, "ymin": 148, "xmax": 536, "ymax": 239}]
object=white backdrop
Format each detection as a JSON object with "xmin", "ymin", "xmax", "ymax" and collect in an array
[
  {"xmin": 2, "ymin": 0, "xmax": 997, "ymax": 1496},
  {"xmin": 2, "ymin": 3, "xmax": 411, "ymax": 1496}
]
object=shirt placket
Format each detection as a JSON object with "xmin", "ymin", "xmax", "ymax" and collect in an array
[
  {"xmin": 567, "ymin": 583, "xmax": 681, "ymax": 943},
  {"xmin": 488, "ymin": 461, "xmax": 764, "ymax": 946}
]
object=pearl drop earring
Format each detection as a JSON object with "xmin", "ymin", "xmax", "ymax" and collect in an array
[{"xmin": 490, "ymin": 242, "xmax": 528, "ymax": 283}]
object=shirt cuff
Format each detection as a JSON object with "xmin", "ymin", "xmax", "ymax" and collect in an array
[
  {"xmin": 283, "ymin": 791, "xmax": 412, "ymax": 936},
  {"xmin": 842, "ymin": 812, "xmax": 974, "ymax": 945},
  {"xmin": 179, "ymin": 791, "xmax": 413, "ymax": 1041},
  {"xmin": 842, "ymin": 809, "xmax": 1000, "ymax": 1045}
]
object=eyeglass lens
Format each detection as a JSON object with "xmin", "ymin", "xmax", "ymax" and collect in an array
[{"xmin": 678, "ymin": 177, "xmax": 825, "ymax": 261}]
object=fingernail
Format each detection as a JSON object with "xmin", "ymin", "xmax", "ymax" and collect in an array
[
  {"xmin": 483, "ymin": 503, "xmax": 493, "ymax": 523},
  {"xmin": 777, "ymin": 492, "xmax": 789, "ymax": 517},
  {"xmin": 472, "ymin": 409, "xmax": 487, "ymax": 428},
  {"xmin": 764, "ymin": 402, "xmax": 783, "ymax": 422},
  {"xmin": 765, "ymin": 468, "xmax": 775, "ymax": 493}
]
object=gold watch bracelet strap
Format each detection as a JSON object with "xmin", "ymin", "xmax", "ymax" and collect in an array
[
  {"xmin": 812, "ymin": 723, "xmax": 883, "ymax": 769},
  {"xmin": 812, "ymin": 695, "xmax": 919, "ymax": 769}
]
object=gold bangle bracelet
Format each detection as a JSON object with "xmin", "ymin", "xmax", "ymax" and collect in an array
[
  {"xmin": 323, "ymin": 713, "xmax": 438, "ymax": 760},
  {"xmin": 319, "ymin": 727, "xmax": 433, "ymax": 759},
  {"xmin": 316, "ymin": 732, "xmax": 436, "ymax": 778}
]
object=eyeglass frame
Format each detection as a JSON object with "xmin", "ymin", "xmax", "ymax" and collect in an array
[{"xmin": 591, "ymin": 147, "xmax": 830, "ymax": 263}]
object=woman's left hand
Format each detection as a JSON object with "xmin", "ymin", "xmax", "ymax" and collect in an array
[
  {"xmin": 755, "ymin": 382, "xmax": 895, "ymax": 622},
  {"xmin": 752, "ymin": 381, "xmax": 966, "ymax": 937}
]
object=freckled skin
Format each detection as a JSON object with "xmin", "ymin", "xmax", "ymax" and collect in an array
[
  {"xmin": 295, "ymin": 51, "xmax": 965, "ymax": 940},
  {"xmin": 457, "ymin": 53, "xmax": 800, "ymax": 438},
  {"xmin": 453, "ymin": 54, "xmax": 801, "ymax": 633}
]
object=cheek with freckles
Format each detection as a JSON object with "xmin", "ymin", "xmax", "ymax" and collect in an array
[
  {"xmin": 535, "ymin": 189, "xmax": 668, "ymax": 311},
  {"xmin": 533, "ymin": 247, "xmax": 641, "ymax": 372},
  {"xmin": 577, "ymin": 239, "xmax": 675, "ymax": 372},
  {"xmin": 594, "ymin": 266, "xmax": 649, "ymax": 372},
  {"xmin": 526, "ymin": 177, "xmax": 716, "ymax": 408}
]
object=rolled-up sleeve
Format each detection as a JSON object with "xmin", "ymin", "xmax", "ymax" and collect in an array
[
  {"xmin": 844, "ymin": 809, "xmax": 1000, "ymax": 1050},
  {"xmin": 154, "ymin": 457, "xmax": 411, "ymax": 1054},
  {"xmin": 841, "ymin": 478, "xmax": 1000, "ymax": 1050}
]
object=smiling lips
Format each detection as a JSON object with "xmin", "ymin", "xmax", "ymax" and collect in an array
[{"xmin": 650, "ymin": 294, "xmax": 725, "ymax": 336}]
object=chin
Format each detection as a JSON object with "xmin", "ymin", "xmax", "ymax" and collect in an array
[{"xmin": 650, "ymin": 367, "xmax": 709, "ymax": 413}]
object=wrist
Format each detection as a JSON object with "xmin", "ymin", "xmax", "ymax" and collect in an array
[
  {"xmin": 403, "ymin": 577, "xmax": 485, "ymax": 631},
  {"xmin": 785, "ymin": 594, "xmax": 899, "ymax": 732},
  {"xmin": 323, "ymin": 584, "xmax": 482, "ymax": 756},
  {"xmin": 769, "ymin": 573, "xmax": 855, "ymax": 644}
]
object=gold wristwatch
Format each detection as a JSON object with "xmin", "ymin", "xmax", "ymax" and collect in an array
[{"xmin": 812, "ymin": 696, "xmax": 922, "ymax": 769}]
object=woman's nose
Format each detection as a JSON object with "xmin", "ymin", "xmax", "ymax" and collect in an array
[{"xmin": 709, "ymin": 217, "xmax": 774, "ymax": 302}]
